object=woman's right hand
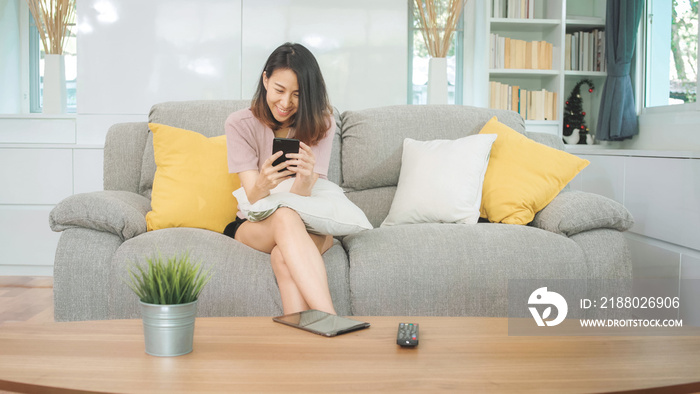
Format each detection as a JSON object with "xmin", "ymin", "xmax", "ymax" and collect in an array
[{"xmin": 255, "ymin": 151, "xmax": 294, "ymax": 192}]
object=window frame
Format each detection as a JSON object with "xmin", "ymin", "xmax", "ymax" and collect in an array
[
  {"xmin": 28, "ymin": 12, "xmax": 41, "ymax": 113},
  {"xmin": 407, "ymin": 0, "xmax": 464, "ymax": 105},
  {"xmin": 639, "ymin": 0, "xmax": 700, "ymax": 116},
  {"xmin": 27, "ymin": 5, "xmax": 77, "ymax": 114}
]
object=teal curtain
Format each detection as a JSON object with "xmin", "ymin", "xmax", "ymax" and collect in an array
[{"xmin": 596, "ymin": 0, "xmax": 644, "ymax": 141}]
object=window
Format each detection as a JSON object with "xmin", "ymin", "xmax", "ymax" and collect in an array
[
  {"xmin": 28, "ymin": 9, "xmax": 77, "ymax": 113},
  {"xmin": 644, "ymin": 0, "xmax": 698, "ymax": 109},
  {"xmin": 408, "ymin": 0, "xmax": 464, "ymax": 105}
]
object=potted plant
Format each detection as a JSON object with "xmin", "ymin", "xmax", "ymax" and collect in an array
[{"xmin": 126, "ymin": 251, "xmax": 212, "ymax": 357}]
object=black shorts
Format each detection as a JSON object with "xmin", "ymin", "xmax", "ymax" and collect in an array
[{"xmin": 223, "ymin": 216, "xmax": 248, "ymax": 239}]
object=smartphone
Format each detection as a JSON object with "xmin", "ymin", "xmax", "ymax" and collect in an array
[
  {"xmin": 272, "ymin": 137, "xmax": 300, "ymax": 171},
  {"xmin": 273, "ymin": 309, "xmax": 371, "ymax": 337}
]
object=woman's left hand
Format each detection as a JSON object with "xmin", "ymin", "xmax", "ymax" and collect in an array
[{"xmin": 287, "ymin": 142, "xmax": 318, "ymax": 193}]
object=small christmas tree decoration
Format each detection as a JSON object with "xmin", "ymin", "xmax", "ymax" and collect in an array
[{"xmin": 563, "ymin": 78, "xmax": 595, "ymax": 144}]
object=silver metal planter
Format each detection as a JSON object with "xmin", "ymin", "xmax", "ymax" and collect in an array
[{"xmin": 139, "ymin": 300, "xmax": 197, "ymax": 357}]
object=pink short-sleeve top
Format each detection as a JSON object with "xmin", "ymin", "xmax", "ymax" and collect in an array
[{"xmin": 225, "ymin": 107, "xmax": 335, "ymax": 178}]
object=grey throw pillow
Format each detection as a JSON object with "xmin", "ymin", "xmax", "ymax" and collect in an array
[
  {"xmin": 532, "ymin": 191, "xmax": 634, "ymax": 236},
  {"xmin": 50, "ymin": 191, "xmax": 151, "ymax": 241}
]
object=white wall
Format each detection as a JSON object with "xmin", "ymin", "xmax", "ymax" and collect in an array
[{"xmin": 75, "ymin": 0, "xmax": 408, "ymax": 143}]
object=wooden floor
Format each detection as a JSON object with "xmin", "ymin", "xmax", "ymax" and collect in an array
[
  {"xmin": 0, "ymin": 278, "xmax": 53, "ymax": 394},
  {"xmin": 0, "ymin": 276, "xmax": 54, "ymax": 326}
]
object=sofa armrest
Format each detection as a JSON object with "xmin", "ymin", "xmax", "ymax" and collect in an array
[
  {"xmin": 50, "ymin": 191, "xmax": 151, "ymax": 241},
  {"xmin": 531, "ymin": 191, "xmax": 634, "ymax": 236}
]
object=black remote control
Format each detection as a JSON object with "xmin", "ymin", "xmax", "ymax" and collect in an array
[{"xmin": 397, "ymin": 323, "xmax": 419, "ymax": 347}]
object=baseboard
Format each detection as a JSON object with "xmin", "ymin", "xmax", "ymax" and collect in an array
[{"xmin": 0, "ymin": 265, "xmax": 53, "ymax": 276}]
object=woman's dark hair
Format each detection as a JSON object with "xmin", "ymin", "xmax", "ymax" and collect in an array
[{"xmin": 251, "ymin": 42, "xmax": 332, "ymax": 146}]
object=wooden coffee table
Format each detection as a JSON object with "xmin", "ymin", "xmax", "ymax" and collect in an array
[{"xmin": 0, "ymin": 316, "xmax": 699, "ymax": 393}]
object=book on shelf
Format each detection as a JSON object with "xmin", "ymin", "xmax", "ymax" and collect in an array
[
  {"xmin": 492, "ymin": 0, "xmax": 536, "ymax": 19},
  {"xmin": 488, "ymin": 81, "xmax": 557, "ymax": 121},
  {"xmin": 565, "ymin": 29, "xmax": 606, "ymax": 71},
  {"xmin": 505, "ymin": 37, "xmax": 511, "ymax": 68},
  {"xmin": 590, "ymin": 31, "xmax": 596, "ymax": 71},
  {"xmin": 599, "ymin": 30, "xmax": 606, "ymax": 72},
  {"xmin": 582, "ymin": 33, "xmax": 588, "ymax": 71},
  {"xmin": 525, "ymin": 41, "xmax": 532, "ymax": 69},
  {"xmin": 571, "ymin": 33, "xmax": 578, "ymax": 70},
  {"xmin": 530, "ymin": 41, "xmax": 538, "ymax": 69},
  {"xmin": 599, "ymin": 32, "xmax": 604, "ymax": 69},
  {"xmin": 564, "ymin": 34, "xmax": 572, "ymax": 70},
  {"xmin": 490, "ymin": 34, "xmax": 553, "ymax": 70}
]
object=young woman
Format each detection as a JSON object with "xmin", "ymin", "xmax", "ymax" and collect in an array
[{"xmin": 224, "ymin": 43, "xmax": 337, "ymax": 315}]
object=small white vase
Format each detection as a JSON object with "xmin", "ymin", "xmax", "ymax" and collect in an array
[
  {"xmin": 427, "ymin": 57, "xmax": 448, "ymax": 105},
  {"xmin": 43, "ymin": 54, "xmax": 67, "ymax": 114}
]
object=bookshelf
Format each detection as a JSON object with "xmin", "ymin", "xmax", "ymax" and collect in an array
[{"xmin": 484, "ymin": 0, "xmax": 607, "ymax": 138}]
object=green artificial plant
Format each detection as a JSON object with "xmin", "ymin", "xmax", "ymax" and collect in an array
[{"xmin": 126, "ymin": 251, "xmax": 212, "ymax": 305}]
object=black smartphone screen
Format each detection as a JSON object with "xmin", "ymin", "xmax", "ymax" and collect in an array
[
  {"xmin": 273, "ymin": 309, "xmax": 371, "ymax": 337},
  {"xmin": 272, "ymin": 138, "xmax": 300, "ymax": 170}
]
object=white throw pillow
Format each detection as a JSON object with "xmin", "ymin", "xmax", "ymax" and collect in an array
[
  {"xmin": 233, "ymin": 178, "xmax": 372, "ymax": 236},
  {"xmin": 381, "ymin": 134, "xmax": 497, "ymax": 227}
]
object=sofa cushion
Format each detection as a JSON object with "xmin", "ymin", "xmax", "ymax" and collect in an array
[
  {"xmin": 532, "ymin": 191, "xmax": 634, "ymax": 236},
  {"xmin": 342, "ymin": 224, "xmax": 586, "ymax": 316},
  {"xmin": 146, "ymin": 123, "xmax": 240, "ymax": 233},
  {"xmin": 328, "ymin": 108, "xmax": 343, "ymax": 185},
  {"xmin": 339, "ymin": 105, "xmax": 524, "ymax": 192},
  {"xmin": 381, "ymin": 134, "xmax": 496, "ymax": 226},
  {"xmin": 345, "ymin": 187, "xmax": 396, "ymax": 228},
  {"xmin": 104, "ymin": 122, "xmax": 150, "ymax": 194},
  {"xmin": 478, "ymin": 117, "xmax": 589, "ymax": 225}
]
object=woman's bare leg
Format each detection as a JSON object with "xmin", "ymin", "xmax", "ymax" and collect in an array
[
  {"xmin": 270, "ymin": 246, "xmax": 310, "ymax": 314},
  {"xmin": 235, "ymin": 208, "xmax": 336, "ymax": 314},
  {"xmin": 270, "ymin": 232, "xmax": 334, "ymax": 314}
]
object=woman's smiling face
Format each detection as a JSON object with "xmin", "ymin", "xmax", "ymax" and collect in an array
[{"xmin": 263, "ymin": 68, "xmax": 299, "ymax": 125}]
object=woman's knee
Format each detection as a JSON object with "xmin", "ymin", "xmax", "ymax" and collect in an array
[{"xmin": 270, "ymin": 207, "xmax": 304, "ymax": 229}]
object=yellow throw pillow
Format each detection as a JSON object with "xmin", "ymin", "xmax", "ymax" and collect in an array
[
  {"xmin": 146, "ymin": 123, "xmax": 240, "ymax": 233},
  {"xmin": 478, "ymin": 117, "xmax": 589, "ymax": 225}
]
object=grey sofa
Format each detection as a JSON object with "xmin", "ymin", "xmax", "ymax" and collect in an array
[{"xmin": 49, "ymin": 100, "xmax": 633, "ymax": 321}]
